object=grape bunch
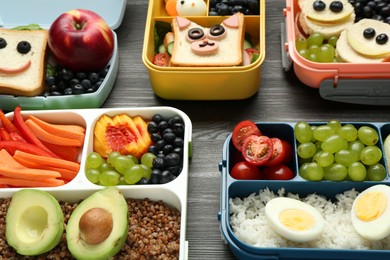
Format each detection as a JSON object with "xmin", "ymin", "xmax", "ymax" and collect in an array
[
  {"xmin": 85, "ymin": 114, "xmax": 185, "ymax": 186},
  {"xmin": 296, "ymin": 32, "xmax": 338, "ymax": 62},
  {"xmin": 294, "ymin": 120, "xmax": 387, "ymax": 182}
]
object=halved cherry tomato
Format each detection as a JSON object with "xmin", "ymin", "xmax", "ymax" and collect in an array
[
  {"xmin": 230, "ymin": 161, "xmax": 262, "ymax": 180},
  {"xmin": 264, "ymin": 137, "xmax": 285, "ymax": 166},
  {"xmin": 232, "ymin": 120, "xmax": 262, "ymax": 151},
  {"xmin": 241, "ymin": 135, "xmax": 273, "ymax": 166},
  {"xmin": 281, "ymin": 139, "xmax": 293, "ymax": 164},
  {"xmin": 152, "ymin": 53, "xmax": 170, "ymax": 67},
  {"xmin": 263, "ymin": 164, "xmax": 294, "ymax": 180}
]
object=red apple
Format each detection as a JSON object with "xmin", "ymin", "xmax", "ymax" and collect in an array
[{"xmin": 48, "ymin": 9, "xmax": 114, "ymax": 72}]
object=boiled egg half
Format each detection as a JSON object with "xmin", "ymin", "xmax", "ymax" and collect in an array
[
  {"xmin": 265, "ymin": 197, "xmax": 324, "ymax": 243},
  {"xmin": 351, "ymin": 184, "xmax": 390, "ymax": 241}
]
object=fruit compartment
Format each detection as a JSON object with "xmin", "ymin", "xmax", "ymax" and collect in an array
[
  {"xmin": 282, "ymin": 0, "xmax": 390, "ymax": 92},
  {"xmin": 219, "ymin": 179, "xmax": 390, "ymax": 259},
  {"xmin": 3, "ymin": 107, "xmax": 192, "ymax": 192},
  {"xmin": 0, "ymin": 186, "xmax": 188, "ymax": 259},
  {"xmin": 225, "ymin": 122, "xmax": 390, "ymax": 184}
]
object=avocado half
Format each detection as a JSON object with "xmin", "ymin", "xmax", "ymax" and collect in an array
[
  {"xmin": 5, "ymin": 189, "xmax": 64, "ymax": 256},
  {"xmin": 66, "ymin": 186, "xmax": 128, "ymax": 260}
]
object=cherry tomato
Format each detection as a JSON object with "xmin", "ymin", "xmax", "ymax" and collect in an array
[
  {"xmin": 241, "ymin": 135, "xmax": 273, "ymax": 166},
  {"xmin": 264, "ymin": 138, "xmax": 285, "ymax": 166},
  {"xmin": 243, "ymin": 48, "xmax": 260, "ymax": 65},
  {"xmin": 152, "ymin": 53, "xmax": 170, "ymax": 67},
  {"xmin": 262, "ymin": 164, "xmax": 294, "ymax": 180},
  {"xmin": 281, "ymin": 139, "xmax": 293, "ymax": 164},
  {"xmin": 230, "ymin": 161, "xmax": 262, "ymax": 180},
  {"xmin": 232, "ymin": 120, "xmax": 262, "ymax": 151}
]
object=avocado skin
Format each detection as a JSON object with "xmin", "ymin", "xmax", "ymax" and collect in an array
[
  {"xmin": 66, "ymin": 186, "xmax": 129, "ymax": 260},
  {"xmin": 5, "ymin": 189, "xmax": 64, "ymax": 256}
]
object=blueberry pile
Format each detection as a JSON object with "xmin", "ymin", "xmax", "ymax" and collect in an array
[
  {"xmin": 146, "ymin": 114, "xmax": 185, "ymax": 184},
  {"xmin": 209, "ymin": 0, "xmax": 260, "ymax": 16},
  {"xmin": 43, "ymin": 65, "xmax": 109, "ymax": 96},
  {"xmin": 349, "ymin": 0, "xmax": 390, "ymax": 24}
]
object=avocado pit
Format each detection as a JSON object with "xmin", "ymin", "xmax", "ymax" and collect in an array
[{"xmin": 79, "ymin": 207, "xmax": 113, "ymax": 244}]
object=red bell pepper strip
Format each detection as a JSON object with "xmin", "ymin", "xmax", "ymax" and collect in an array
[
  {"xmin": 0, "ymin": 109, "xmax": 27, "ymax": 142},
  {"xmin": 0, "ymin": 140, "xmax": 56, "ymax": 157},
  {"xmin": 12, "ymin": 106, "xmax": 59, "ymax": 158},
  {"xmin": 0, "ymin": 127, "xmax": 11, "ymax": 141}
]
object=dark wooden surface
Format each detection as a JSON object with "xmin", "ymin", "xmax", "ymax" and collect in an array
[{"xmin": 107, "ymin": 1, "xmax": 390, "ymax": 259}]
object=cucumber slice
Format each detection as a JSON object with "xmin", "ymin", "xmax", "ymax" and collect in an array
[
  {"xmin": 158, "ymin": 44, "xmax": 166, "ymax": 54},
  {"xmin": 244, "ymin": 40, "xmax": 252, "ymax": 50},
  {"xmin": 167, "ymin": 42, "xmax": 174, "ymax": 56}
]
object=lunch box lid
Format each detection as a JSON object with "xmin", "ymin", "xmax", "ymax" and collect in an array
[
  {"xmin": 0, "ymin": 0, "xmax": 127, "ymax": 30},
  {"xmin": 280, "ymin": 0, "xmax": 390, "ymax": 106}
]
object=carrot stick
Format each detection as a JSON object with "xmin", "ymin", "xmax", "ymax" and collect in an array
[
  {"xmin": 0, "ymin": 177, "xmax": 64, "ymax": 187},
  {"xmin": 0, "ymin": 149, "xmax": 61, "ymax": 180},
  {"xmin": 40, "ymin": 140, "xmax": 80, "ymax": 162},
  {"xmin": 13, "ymin": 150, "xmax": 80, "ymax": 172},
  {"xmin": 0, "ymin": 140, "xmax": 56, "ymax": 157},
  {"xmin": 14, "ymin": 156, "xmax": 78, "ymax": 181},
  {"xmin": 27, "ymin": 115, "xmax": 85, "ymax": 144},
  {"xmin": 25, "ymin": 119, "xmax": 82, "ymax": 147}
]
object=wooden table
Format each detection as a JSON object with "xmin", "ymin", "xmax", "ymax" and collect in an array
[{"xmin": 107, "ymin": 1, "xmax": 390, "ymax": 259}]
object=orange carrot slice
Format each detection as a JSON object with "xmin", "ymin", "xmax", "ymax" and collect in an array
[
  {"xmin": 0, "ymin": 177, "xmax": 64, "ymax": 187},
  {"xmin": 25, "ymin": 119, "xmax": 82, "ymax": 147}
]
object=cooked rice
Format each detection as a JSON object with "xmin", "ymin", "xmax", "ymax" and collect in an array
[{"xmin": 229, "ymin": 188, "xmax": 390, "ymax": 250}]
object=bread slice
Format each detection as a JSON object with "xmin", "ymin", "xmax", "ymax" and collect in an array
[
  {"xmin": 170, "ymin": 13, "xmax": 245, "ymax": 67},
  {"xmin": 336, "ymin": 19, "xmax": 390, "ymax": 63},
  {"xmin": 0, "ymin": 28, "xmax": 48, "ymax": 96}
]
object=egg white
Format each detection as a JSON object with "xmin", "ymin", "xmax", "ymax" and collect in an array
[
  {"xmin": 265, "ymin": 197, "xmax": 324, "ymax": 243},
  {"xmin": 351, "ymin": 184, "xmax": 390, "ymax": 241}
]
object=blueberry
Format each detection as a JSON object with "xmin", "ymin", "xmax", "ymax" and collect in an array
[
  {"xmin": 172, "ymin": 123, "xmax": 185, "ymax": 137},
  {"xmin": 158, "ymin": 120, "xmax": 169, "ymax": 132},
  {"xmin": 148, "ymin": 121, "xmax": 159, "ymax": 134},
  {"xmin": 155, "ymin": 139, "xmax": 166, "ymax": 150},
  {"xmin": 163, "ymin": 132, "xmax": 176, "ymax": 143},
  {"xmin": 151, "ymin": 169, "xmax": 161, "ymax": 184},
  {"xmin": 76, "ymin": 72, "xmax": 87, "ymax": 80},
  {"xmin": 69, "ymin": 78, "xmax": 80, "ymax": 87},
  {"xmin": 81, "ymin": 79, "xmax": 92, "ymax": 89},
  {"xmin": 137, "ymin": 177, "xmax": 150, "ymax": 185},
  {"xmin": 376, "ymin": 33, "xmax": 388, "ymax": 44},
  {"xmin": 71, "ymin": 84, "xmax": 85, "ymax": 94},
  {"xmin": 152, "ymin": 114, "xmax": 164, "ymax": 124},
  {"xmin": 159, "ymin": 170, "xmax": 173, "ymax": 184},
  {"xmin": 173, "ymin": 137, "xmax": 184, "ymax": 148},
  {"xmin": 88, "ymin": 72, "xmax": 99, "ymax": 83},
  {"xmin": 330, "ymin": 1, "xmax": 344, "ymax": 12},
  {"xmin": 153, "ymin": 157, "xmax": 165, "ymax": 170},
  {"xmin": 165, "ymin": 153, "xmax": 181, "ymax": 167},
  {"xmin": 151, "ymin": 132, "xmax": 162, "ymax": 143},
  {"xmin": 63, "ymin": 88, "xmax": 73, "ymax": 95},
  {"xmin": 148, "ymin": 145, "xmax": 159, "ymax": 155},
  {"xmin": 46, "ymin": 76, "xmax": 56, "ymax": 86},
  {"xmin": 167, "ymin": 166, "xmax": 182, "ymax": 176},
  {"xmin": 313, "ymin": 0, "xmax": 326, "ymax": 11},
  {"xmin": 162, "ymin": 144, "xmax": 174, "ymax": 155}
]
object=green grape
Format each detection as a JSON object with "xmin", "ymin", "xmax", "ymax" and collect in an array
[
  {"xmin": 118, "ymin": 176, "xmax": 127, "ymax": 185},
  {"xmin": 114, "ymin": 155, "xmax": 135, "ymax": 174},
  {"xmin": 313, "ymin": 150, "xmax": 334, "ymax": 167},
  {"xmin": 294, "ymin": 121, "xmax": 313, "ymax": 143},
  {"xmin": 86, "ymin": 152, "xmax": 104, "ymax": 169},
  {"xmin": 86, "ymin": 168, "xmax": 101, "ymax": 184},
  {"xmin": 296, "ymin": 37, "xmax": 308, "ymax": 51},
  {"xmin": 327, "ymin": 120, "xmax": 342, "ymax": 132},
  {"xmin": 140, "ymin": 164, "xmax": 152, "ymax": 178},
  {"xmin": 349, "ymin": 140, "xmax": 365, "ymax": 154},
  {"xmin": 124, "ymin": 164, "xmax": 144, "ymax": 184},
  {"xmin": 327, "ymin": 36, "xmax": 338, "ymax": 47},
  {"xmin": 127, "ymin": 154, "xmax": 139, "ymax": 164},
  {"xmin": 312, "ymin": 125, "xmax": 335, "ymax": 141},
  {"xmin": 98, "ymin": 162, "xmax": 114, "ymax": 173},
  {"xmin": 324, "ymin": 163, "xmax": 347, "ymax": 181},
  {"xmin": 317, "ymin": 44, "xmax": 335, "ymax": 63},
  {"xmin": 314, "ymin": 140, "xmax": 323, "ymax": 150},
  {"xmin": 297, "ymin": 142, "xmax": 317, "ymax": 159},
  {"xmin": 367, "ymin": 163, "xmax": 387, "ymax": 181},
  {"xmin": 306, "ymin": 162, "xmax": 324, "ymax": 181},
  {"xmin": 358, "ymin": 126, "xmax": 379, "ymax": 146},
  {"xmin": 321, "ymin": 134, "xmax": 348, "ymax": 154},
  {"xmin": 299, "ymin": 156, "xmax": 312, "ymax": 165},
  {"xmin": 308, "ymin": 45, "xmax": 320, "ymax": 54},
  {"xmin": 299, "ymin": 49, "xmax": 310, "ymax": 59},
  {"xmin": 335, "ymin": 149, "xmax": 359, "ymax": 166},
  {"xmin": 308, "ymin": 53, "xmax": 318, "ymax": 62},
  {"xmin": 141, "ymin": 152, "xmax": 156, "ymax": 168},
  {"xmin": 299, "ymin": 162, "xmax": 310, "ymax": 180},
  {"xmin": 99, "ymin": 170, "xmax": 120, "ymax": 186},
  {"xmin": 360, "ymin": 146, "xmax": 382, "ymax": 165},
  {"xmin": 338, "ymin": 124, "xmax": 358, "ymax": 142},
  {"xmin": 107, "ymin": 151, "xmax": 121, "ymax": 167},
  {"xmin": 348, "ymin": 162, "xmax": 367, "ymax": 181},
  {"xmin": 307, "ymin": 32, "xmax": 324, "ymax": 47}
]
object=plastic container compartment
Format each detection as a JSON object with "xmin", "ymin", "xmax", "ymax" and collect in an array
[
  {"xmin": 142, "ymin": 0, "xmax": 265, "ymax": 100},
  {"xmin": 281, "ymin": 0, "xmax": 390, "ymax": 105},
  {"xmin": 219, "ymin": 122, "xmax": 390, "ymax": 260},
  {"xmin": 2, "ymin": 106, "xmax": 192, "ymax": 260},
  {"xmin": 0, "ymin": 0, "xmax": 127, "ymax": 110}
]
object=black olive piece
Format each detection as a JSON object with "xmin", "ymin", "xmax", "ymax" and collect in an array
[
  {"xmin": 313, "ymin": 0, "xmax": 326, "ymax": 11},
  {"xmin": 71, "ymin": 83, "xmax": 85, "ymax": 94},
  {"xmin": 88, "ymin": 72, "xmax": 99, "ymax": 83},
  {"xmin": 17, "ymin": 41, "xmax": 31, "ymax": 54},
  {"xmin": 209, "ymin": 25, "xmax": 226, "ymax": 36},
  {"xmin": 63, "ymin": 87, "xmax": 73, "ymax": 95},
  {"xmin": 81, "ymin": 79, "xmax": 92, "ymax": 89},
  {"xmin": 188, "ymin": 28, "xmax": 205, "ymax": 40},
  {"xmin": 376, "ymin": 33, "xmax": 388, "ymax": 44},
  {"xmin": 330, "ymin": 1, "xmax": 344, "ymax": 12},
  {"xmin": 0, "ymin": 38, "xmax": 7, "ymax": 49},
  {"xmin": 363, "ymin": 27, "xmax": 376, "ymax": 38}
]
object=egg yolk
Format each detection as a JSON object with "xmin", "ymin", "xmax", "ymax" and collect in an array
[
  {"xmin": 279, "ymin": 209, "xmax": 315, "ymax": 231},
  {"xmin": 355, "ymin": 191, "xmax": 387, "ymax": 221}
]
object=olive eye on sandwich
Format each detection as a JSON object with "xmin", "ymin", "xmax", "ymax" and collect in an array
[
  {"xmin": 187, "ymin": 28, "xmax": 205, "ymax": 42},
  {"xmin": 0, "ymin": 38, "xmax": 7, "ymax": 49},
  {"xmin": 207, "ymin": 24, "xmax": 227, "ymax": 40},
  {"xmin": 17, "ymin": 41, "xmax": 31, "ymax": 54}
]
